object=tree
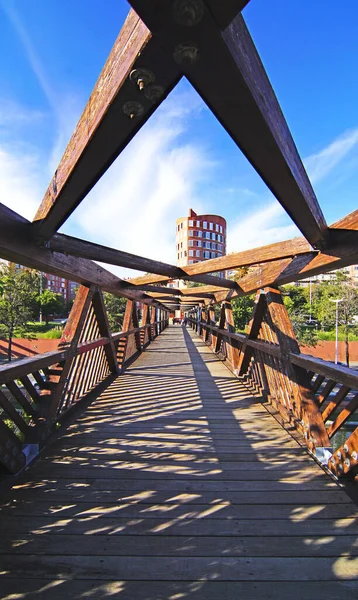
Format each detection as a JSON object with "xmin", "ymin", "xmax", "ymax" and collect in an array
[
  {"xmin": 231, "ymin": 295, "xmax": 255, "ymax": 332},
  {"xmin": 338, "ymin": 285, "xmax": 358, "ymax": 367},
  {"xmin": 0, "ymin": 265, "xmax": 34, "ymax": 361},
  {"xmin": 281, "ymin": 284, "xmax": 318, "ymax": 347},
  {"xmin": 103, "ymin": 292, "xmax": 127, "ymax": 332},
  {"xmin": 36, "ymin": 290, "xmax": 65, "ymax": 324}
]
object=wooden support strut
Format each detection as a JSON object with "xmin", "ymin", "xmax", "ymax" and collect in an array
[
  {"xmin": 91, "ymin": 289, "xmax": 119, "ymax": 374},
  {"xmin": 264, "ymin": 288, "xmax": 330, "ymax": 450},
  {"xmin": 237, "ymin": 290, "xmax": 266, "ymax": 376},
  {"xmin": 46, "ymin": 285, "xmax": 95, "ymax": 420},
  {"xmin": 128, "ymin": 0, "xmax": 328, "ymax": 248},
  {"xmin": 32, "ymin": 10, "xmax": 182, "ymax": 239}
]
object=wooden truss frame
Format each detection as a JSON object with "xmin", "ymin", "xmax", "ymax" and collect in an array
[
  {"xmin": 1, "ymin": 1, "xmax": 358, "ymax": 478},
  {"xmin": 0, "ymin": 1, "xmax": 356, "ymax": 313}
]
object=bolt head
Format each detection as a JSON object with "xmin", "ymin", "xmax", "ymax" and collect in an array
[
  {"xmin": 173, "ymin": 43, "xmax": 200, "ymax": 66},
  {"xmin": 122, "ymin": 101, "xmax": 145, "ymax": 119},
  {"xmin": 172, "ymin": 0, "xmax": 204, "ymax": 26},
  {"xmin": 144, "ymin": 85, "xmax": 165, "ymax": 104}
]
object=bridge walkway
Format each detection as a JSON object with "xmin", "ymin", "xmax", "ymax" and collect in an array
[{"xmin": 0, "ymin": 325, "xmax": 357, "ymax": 599}]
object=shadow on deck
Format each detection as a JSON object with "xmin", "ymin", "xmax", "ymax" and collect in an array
[{"xmin": 0, "ymin": 326, "xmax": 357, "ymax": 599}]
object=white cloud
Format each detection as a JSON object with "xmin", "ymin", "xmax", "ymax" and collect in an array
[
  {"xmin": 304, "ymin": 128, "xmax": 358, "ymax": 184},
  {"xmin": 0, "ymin": 144, "xmax": 43, "ymax": 219},
  {"xmin": 228, "ymin": 201, "xmax": 299, "ymax": 253},
  {"xmin": 68, "ymin": 91, "xmax": 214, "ymax": 277}
]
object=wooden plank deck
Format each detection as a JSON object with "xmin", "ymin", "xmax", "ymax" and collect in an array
[{"xmin": 0, "ymin": 325, "xmax": 357, "ymax": 599}]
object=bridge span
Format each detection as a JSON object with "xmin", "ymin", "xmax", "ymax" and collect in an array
[{"xmin": 0, "ymin": 325, "xmax": 357, "ymax": 599}]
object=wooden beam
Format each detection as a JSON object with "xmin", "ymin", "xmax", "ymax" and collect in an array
[
  {"xmin": 0, "ymin": 204, "xmax": 166, "ymax": 309},
  {"xmin": 32, "ymin": 10, "xmax": 181, "ymax": 239},
  {"xmin": 213, "ymin": 211, "xmax": 358, "ymax": 303},
  {"xmin": 91, "ymin": 290, "xmax": 119, "ymax": 374},
  {"xmin": 49, "ymin": 232, "xmax": 237, "ymax": 289},
  {"xmin": 128, "ymin": 1, "xmax": 328, "ymax": 248}
]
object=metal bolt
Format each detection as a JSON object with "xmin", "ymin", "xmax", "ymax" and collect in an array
[
  {"xmin": 122, "ymin": 101, "xmax": 145, "ymax": 119},
  {"xmin": 144, "ymin": 85, "xmax": 165, "ymax": 104},
  {"xmin": 173, "ymin": 43, "xmax": 200, "ymax": 66},
  {"xmin": 130, "ymin": 68, "xmax": 155, "ymax": 91},
  {"xmin": 172, "ymin": 0, "xmax": 204, "ymax": 26}
]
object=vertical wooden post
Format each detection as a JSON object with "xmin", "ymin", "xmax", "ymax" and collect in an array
[
  {"xmin": 207, "ymin": 307, "xmax": 216, "ymax": 349},
  {"xmin": 265, "ymin": 287, "xmax": 330, "ymax": 450},
  {"xmin": 224, "ymin": 301, "xmax": 240, "ymax": 371},
  {"xmin": 150, "ymin": 306, "xmax": 157, "ymax": 338},
  {"xmin": 117, "ymin": 300, "xmax": 134, "ymax": 371},
  {"xmin": 141, "ymin": 304, "xmax": 150, "ymax": 347},
  {"xmin": 91, "ymin": 289, "xmax": 118, "ymax": 374},
  {"xmin": 214, "ymin": 303, "xmax": 226, "ymax": 353},
  {"xmin": 237, "ymin": 291, "xmax": 266, "ymax": 375},
  {"xmin": 131, "ymin": 301, "xmax": 142, "ymax": 352}
]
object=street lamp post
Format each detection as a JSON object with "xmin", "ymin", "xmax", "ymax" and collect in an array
[{"xmin": 330, "ymin": 298, "xmax": 344, "ymax": 364}]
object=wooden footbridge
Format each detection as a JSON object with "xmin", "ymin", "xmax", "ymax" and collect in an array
[{"xmin": 1, "ymin": 1, "xmax": 358, "ymax": 597}]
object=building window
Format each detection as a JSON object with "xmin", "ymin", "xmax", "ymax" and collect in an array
[
  {"xmin": 181, "ymin": 242, "xmax": 183, "ymax": 248},
  {"xmin": 198, "ymin": 231, "xmax": 202, "ymax": 237},
  {"xmin": 211, "ymin": 233, "xmax": 215, "ymax": 240},
  {"xmin": 177, "ymin": 253, "xmax": 179, "ymax": 259},
  {"xmin": 203, "ymin": 251, "xmax": 210, "ymax": 259},
  {"xmin": 210, "ymin": 252, "xmax": 216, "ymax": 259},
  {"xmin": 196, "ymin": 250, "xmax": 201, "ymax": 258},
  {"xmin": 196, "ymin": 220, "xmax": 201, "ymax": 227},
  {"xmin": 196, "ymin": 240, "xmax": 202, "ymax": 247},
  {"xmin": 189, "ymin": 240, "xmax": 194, "ymax": 246},
  {"xmin": 215, "ymin": 224, "xmax": 219, "ymax": 232},
  {"xmin": 180, "ymin": 223, "xmax": 183, "ymax": 229},
  {"xmin": 189, "ymin": 250, "xmax": 194, "ymax": 257},
  {"xmin": 189, "ymin": 220, "xmax": 194, "ymax": 227},
  {"xmin": 205, "ymin": 232, "xmax": 211, "ymax": 239},
  {"xmin": 209, "ymin": 222, "xmax": 214, "ymax": 230},
  {"xmin": 189, "ymin": 260, "xmax": 194, "ymax": 264},
  {"xmin": 203, "ymin": 221, "xmax": 208, "ymax": 229},
  {"xmin": 219, "ymin": 225, "xmax": 223, "ymax": 233},
  {"xmin": 188, "ymin": 230, "xmax": 194, "ymax": 236}
]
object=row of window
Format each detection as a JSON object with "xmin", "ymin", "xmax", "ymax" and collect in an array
[
  {"xmin": 177, "ymin": 250, "xmax": 221, "ymax": 260},
  {"xmin": 188, "ymin": 220, "xmax": 224, "ymax": 233},
  {"xmin": 189, "ymin": 240, "xmax": 223, "ymax": 251},
  {"xmin": 188, "ymin": 230, "xmax": 224, "ymax": 242}
]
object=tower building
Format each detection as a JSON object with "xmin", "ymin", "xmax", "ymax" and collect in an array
[{"xmin": 176, "ymin": 209, "xmax": 226, "ymax": 275}]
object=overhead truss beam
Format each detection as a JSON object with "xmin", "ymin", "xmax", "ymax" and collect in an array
[{"xmin": 127, "ymin": 0, "xmax": 328, "ymax": 248}]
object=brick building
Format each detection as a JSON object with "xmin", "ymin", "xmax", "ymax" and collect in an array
[{"xmin": 176, "ymin": 209, "xmax": 226, "ymax": 274}]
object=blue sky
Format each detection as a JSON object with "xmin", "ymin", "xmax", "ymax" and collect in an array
[{"xmin": 1, "ymin": 0, "xmax": 358, "ymax": 277}]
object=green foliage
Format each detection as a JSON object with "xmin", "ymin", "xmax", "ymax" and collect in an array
[
  {"xmin": 231, "ymin": 295, "xmax": 255, "ymax": 332},
  {"xmin": 0, "ymin": 264, "xmax": 36, "ymax": 361},
  {"xmin": 281, "ymin": 284, "xmax": 317, "ymax": 347},
  {"xmin": 103, "ymin": 293, "xmax": 127, "ymax": 333},
  {"xmin": 37, "ymin": 290, "xmax": 65, "ymax": 324}
]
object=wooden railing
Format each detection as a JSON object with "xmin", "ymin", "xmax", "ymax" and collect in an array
[
  {"xmin": 188, "ymin": 287, "xmax": 358, "ymax": 480},
  {"xmin": 0, "ymin": 288, "xmax": 168, "ymax": 475}
]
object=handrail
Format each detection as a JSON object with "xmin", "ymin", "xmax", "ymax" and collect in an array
[
  {"xmin": 187, "ymin": 295, "xmax": 358, "ymax": 481},
  {"xmin": 0, "ymin": 309, "xmax": 169, "ymax": 475}
]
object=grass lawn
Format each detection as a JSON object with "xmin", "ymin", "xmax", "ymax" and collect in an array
[{"xmin": 14, "ymin": 321, "xmax": 64, "ymax": 339}]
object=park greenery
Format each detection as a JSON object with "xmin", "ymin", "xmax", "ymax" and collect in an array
[
  {"xmin": 0, "ymin": 265, "xmax": 67, "ymax": 361},
  {"xmin": 231, "ymin": 272, "xmax": 358, "ymax": 366},
  {"xmin": 1, "ymin": 263, "xmax": 358, "ymax": 365}
]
